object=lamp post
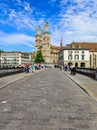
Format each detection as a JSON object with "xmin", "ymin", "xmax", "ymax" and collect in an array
[
  {"xmin": 93, "ymin": 53, "xmax": 96, "ymax": 68},
  {"xmin": 4, "ymin": 58, "xmax": 7, "ymax": 68},
  {"xmin": 69, "ymin": 51, "xmax": 72, "ymax": 67}
]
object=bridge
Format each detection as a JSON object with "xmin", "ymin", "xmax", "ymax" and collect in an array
[{"xmin": 0, "ymin": 68, "xmax": 97, "ymax": 129}]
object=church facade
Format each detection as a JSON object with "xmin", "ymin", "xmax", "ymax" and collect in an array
[{"xmin": 35, "ymin": 22, "xmax": 60, "ymax": 64}]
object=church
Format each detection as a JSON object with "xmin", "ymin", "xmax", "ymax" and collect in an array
[
  {"xmin": 35, "ymin": 22, "xmax": 97, "ymax": 68},
  {"xmin": 35, "ymin": 22, "xmax": 61, "ymax": 64}
]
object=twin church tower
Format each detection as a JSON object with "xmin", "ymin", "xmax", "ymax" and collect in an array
[{"xmin": 35, "ymin": 22, "xmax": 61, "ymax": 64}]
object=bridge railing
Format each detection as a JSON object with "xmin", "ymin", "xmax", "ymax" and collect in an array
[
  {"xmin": 0, "ymin": 67, "xmax": 24, "ymax": 77},
  {"xmin": 75, "ymin": 67, "xmax": 96, "ymax": 79}
]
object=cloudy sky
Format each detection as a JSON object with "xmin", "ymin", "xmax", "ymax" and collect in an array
[{"xmin": 0, "ymin": 0, "xmax": 97, "ymax": 52}]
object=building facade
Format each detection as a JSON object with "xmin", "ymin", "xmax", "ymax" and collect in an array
[
  {"xmin": 58, "ymin": 42, "xmax": 97, "ymax": 68},
  {"xmin": 1, "ymin": 52, "xmax": 32, "ymax": 67},
  {"xmin": 35, "ymin": 22, "xmax": 60, "ymax": 64},
  {"xmin": 59, "ymin": 48, "xmax": 90, "ymax": 67}
]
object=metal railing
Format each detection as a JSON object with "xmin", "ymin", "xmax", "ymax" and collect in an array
[
  {"xmin": 75, "ymin": 67, "xmax": 96, "ymax": 79},
  {"xmin": 0, "ymin": 67, "xmax": 24, "ymax": 77}
]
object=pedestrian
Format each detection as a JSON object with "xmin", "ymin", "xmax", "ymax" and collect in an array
[
  {"xmin": 32, "ymin": 64, "xmax": 35, "ymax": 72},
  {"xmin": 59, "ymin": 66, "xmax": 62, "ymax": 71},
  {"xmin": 24, "ymin": 64, "xmax": 27, "ymax": 73},
  {"xmin": 64, "ymin": 64, "xmax": 68, "ymax": 71},
  {"xmin": 26, "ymin": 64, "xmax": 29, "ymax": 74},
  {"xmin": 70, "ymin": 65, "xmax": 73, "ymax": 75}
]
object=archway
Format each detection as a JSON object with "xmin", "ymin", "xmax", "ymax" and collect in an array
[
  {"xmin": 75, "ymin": 62, "xmax": 78, "ymax": 67},
  {"xmin": 68, "ymin": 62, "xmax": 73, "ymax": 68},
  {"xmin": 80, "ymin": 62, "xmax": 85, "ymax": 67}
]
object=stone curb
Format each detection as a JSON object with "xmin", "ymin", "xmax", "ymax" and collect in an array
[
  {"xmin": 63, "ymin": 71, "xmax": 97, "ymax": 102},
  {"xmin": 0, "ymin": 69, "xmax": 44, "ymax": 90},
  {"xmin": 0, "ymin": 73, "xmax": 33, "ymax": 90}
]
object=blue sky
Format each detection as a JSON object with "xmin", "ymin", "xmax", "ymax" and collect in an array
[{"xmin": 0, "ymin": 0, "xmax": 97, "ymax": 52}]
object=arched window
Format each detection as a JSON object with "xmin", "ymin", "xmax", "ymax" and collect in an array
[
  {"xmin": 68, "ymin": 55, "xmax": 72, "ymax": 60},
  {"xmin": 74, "ymin": 55, "xmax": 79, "ymax": 60},
  {"xmin": 68, "ymin": 62, "xmax": 73, "ymax": 67}
]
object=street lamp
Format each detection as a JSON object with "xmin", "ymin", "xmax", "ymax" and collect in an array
[
  {"xmin": 4, "ymin": 58, "xmax": 7, "ymax": 68},
  {"xmin": 93, "ymin": 53, "xmax": 96, "ymax": 68},
  {"xmin": 69, "ymin": 51, "xmax": 72, "ymax": 67}
]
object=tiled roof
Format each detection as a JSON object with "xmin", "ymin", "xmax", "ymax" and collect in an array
[
  {"xmin": 51, "ymin": 45, "xmax": 60, "ymax": 50},
  {"xmin": 66, "ymin": 42, "xmax": 97, "ymax": 52}
]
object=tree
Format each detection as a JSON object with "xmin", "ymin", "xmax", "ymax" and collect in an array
[
  {"xmin": 0, "ymin": 50, "xmax": 4, "ymax": 53},
  {"xmin": 35, "ymin": 50, "xmax": 44, "ymax": 63},
  {"xmin": 32, "ymin": 51, "xmax": 35, "ymax": 59}
]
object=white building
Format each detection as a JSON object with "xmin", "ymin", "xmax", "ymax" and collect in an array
[
  {"xmin": 58, "ymin": 42, "xmax": 97, "ymax": 68},
  {"xmin": 58, "ymin": 48, "xmax": 90, "ymax": 67},
  {"xmin": 1, "ymin": 52, "xmax": 32, "ymax": 67}
]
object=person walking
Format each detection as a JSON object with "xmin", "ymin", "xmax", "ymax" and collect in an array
[
  {"xmin": 24, "ymin": 63, "xmax": 27, "ymax": 73},
  {"xmin": 26, "ymin": 64, "xmax": 30, "ymax": 74},
  {"xmin": 32, "ymin": 64, "xmax": 35, "ymax": 73},
  {"xmin": 64, "ymin": 64, "xmax": 68, "ymax": 71}
]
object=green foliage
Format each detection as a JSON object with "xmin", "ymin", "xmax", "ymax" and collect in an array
[
  {"xmin": 35, "ymin": 50, "xmax": 44, "ymax": 63},
  {"xmin": 0, "ymin": 50, "xmax": 4, "ymax": 53},
  {"xmin": 32, "ymin": 52, "xmax": 35, "ymax": 59}
]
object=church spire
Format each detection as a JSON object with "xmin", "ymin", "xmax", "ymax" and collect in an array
[
  {"xmin": 36, "ymin": 26, "xmax": 41, "ymax": 35},
  {"xmin": 44, "ymin": 22, "xmax": 49, "ymax": 31},
  {"xmin": 60, "ymin": 36, "xmax": 62, "ymax": 49}
]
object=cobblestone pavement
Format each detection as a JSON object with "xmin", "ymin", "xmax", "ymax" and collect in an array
[
  {"xmin": 0, "ymin": 69, "xmax": 43, "ymax": 89},
  {"xmin": 0, "ymin": 68, "xmax": 97, "ymax": 130}
]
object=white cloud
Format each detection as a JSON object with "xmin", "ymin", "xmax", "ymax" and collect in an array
[
  {"xmin": 1, "ymin": 0, "xmax": 97, "ymax": 50},
  {"xmin": 0, "ymin": 31, "xmax": 35, "ymax": 48},
  {"xmin": 17, "ymin": 0, "xmax": 21, "ymax": 5},
  {"xmin": 65, "ymin": 31, "xmax": 74, "ymax": 35},
  {"xmin": 0, "ymin": 1, "xmax": 36, "ymax": 30},
  {"xmin": 23, "ymin": 1, "xmax": 33, "ymax": 13},
  {"xmin": 9, "ymin": 9, "xmax": 17, "ymax": 20},
  {"xmin": 54, "ymin": 0, "xmax": 97, "ymax": 45},
  {"xmin": 82, "ymin": 35, "xmax": 97, "ymax": 41}
]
